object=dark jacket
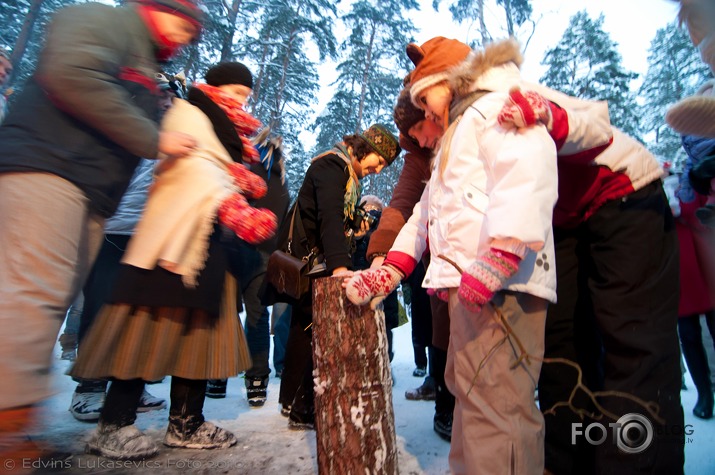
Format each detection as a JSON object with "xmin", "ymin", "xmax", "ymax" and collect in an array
[
  {"xmin": 283, "ymin": 153, "xmax": 354, "ymax": 273},
  {"xmin": 0, "ymin": 4, "xmax": 162, "ymax": 218}
]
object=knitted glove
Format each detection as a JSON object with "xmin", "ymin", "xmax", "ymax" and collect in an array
[
  {"xmin": 458, "ymin": 249, "xmax": 521, "ymax": 314},
  {"xmin": 345, "ymin": 265, "xmax": 404, "ymax": 309},
  {"xmin": 497, "ymin": 87, "xmax": 553, "ymax": 131},
  {"xmin": 217, "ymin": 193, "xmax": 277, "ymax": 245},
  {"xmin": 227, "ymin": 162, "xmax": 267, "ymax": 200}
]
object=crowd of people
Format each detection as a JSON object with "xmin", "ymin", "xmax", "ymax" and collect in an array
[{"xmin": 0, "ymin": 0, "xmax": 714, "ymax": 473}]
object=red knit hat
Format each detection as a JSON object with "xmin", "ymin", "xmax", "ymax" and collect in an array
[
  {"xmin": 132, "ymin": 0, "xmax": 205, "ymax": 30},
  {"xmin": 406, "ymin": 37, "xmax": 471, "ymax": 106}
]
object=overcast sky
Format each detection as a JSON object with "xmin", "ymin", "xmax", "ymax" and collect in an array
[{"xmin": 413, "ymin": 0, "xmax": 681, "ymax": 83}]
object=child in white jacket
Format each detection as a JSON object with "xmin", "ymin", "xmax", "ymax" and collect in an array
[{"xmin": 346, "ymin": 37, "xmax": 558, "ymax": 475}]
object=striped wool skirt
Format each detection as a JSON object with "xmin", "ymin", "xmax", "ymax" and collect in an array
[{"xmin": 69, "ymin": 275, "xmax": 251, "ymax": 382}]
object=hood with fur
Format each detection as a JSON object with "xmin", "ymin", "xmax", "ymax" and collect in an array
[{"xmin": 448, "ymin": 38, "xmax": 523, "ymax": 98}]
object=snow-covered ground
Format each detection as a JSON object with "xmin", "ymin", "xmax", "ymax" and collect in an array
[{"xmin": 27, "ymin": 317, "xmax": 715, "ymax": 474}]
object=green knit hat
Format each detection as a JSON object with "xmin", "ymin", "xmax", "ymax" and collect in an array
[{"xmin": 359, "ymin": 124, "xmax": 401, "ymax": 165}]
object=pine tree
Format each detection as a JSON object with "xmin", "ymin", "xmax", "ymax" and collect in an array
[
  {"xmin": 313, "ymin": 0, "xmax": 417, "ymax": 148},
  {"xmin": 638, "ymin": 22, "xmax": 711, "ymax": 168},
  {"xmin": 311, "ymin": 0, "xmax": 418, "ymax": 203},
  {"xmin": 539, "ymin": 11, "xmax": 642, "ymax": 140},
  {"xmin": 0, "ymin": 0, "xmax": 81, "ymax": 92},
  {"xmin": 431, "ymin": 0, "xmax": 533, "ymax": 47},
  {"xmin": 229, "ymin": 0, "xmax": 339, "ymax": 198}
]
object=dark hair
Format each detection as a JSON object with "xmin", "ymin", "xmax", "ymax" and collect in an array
[{"xmin": 343, "ymin": 134, "xmax": 374, "ymax": 162}]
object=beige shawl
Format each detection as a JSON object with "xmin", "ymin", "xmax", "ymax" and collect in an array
[{"xmin": 122, "ymin": 99, "xmax": 235, "ymax": 286}]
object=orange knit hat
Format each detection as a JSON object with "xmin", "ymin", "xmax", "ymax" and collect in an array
[{"xmin": 406, "ymin": 37, "xmax": 472, "ymax": 106}]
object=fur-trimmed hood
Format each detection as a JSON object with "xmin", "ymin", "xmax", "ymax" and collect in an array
[{"xmin": 448, "ymin": 38, "xmax": 523, "ymax": 98}]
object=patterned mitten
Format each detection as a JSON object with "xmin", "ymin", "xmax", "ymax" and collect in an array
[
  {"xmin": 497, "ymin": 87, "xmax": 553, "ymax": 131},
  {"xmin": 458, "ymin": 249, "xmax": 521, "ymax": 314},
  {"xmin": 345, "ymin": 265, "xmax": 404, "ymax": 308},
  {"xmin": 227, "ymin": 162, "xmax": 267, "ymax": 200},
  {"xmin": 217, "ymin": 193, "xmax": 277, "ymax": 245}
]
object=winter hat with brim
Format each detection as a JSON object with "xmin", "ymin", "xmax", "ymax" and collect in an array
[
  {"xmin": 0, "ymin": 47, "xmax": 9, "ymax": 62},
  {"xmin": 205, "ymin": 62, "xmax": 253, "ymax": 89},
  {"xmin": 359, "ymin": 124, "xmax": 401, "ymax": 165},
  {"xmin": 131, "ymin": 0, "xmax": 205, "ymax": 28},
  {"xmin": 406, "ymin": 37, "xmax": 472, "ymax": 107}
]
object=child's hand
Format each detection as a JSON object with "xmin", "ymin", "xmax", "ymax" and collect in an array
[
  {"xmin": 497, "ymin": 87, "xmax": 553, "ymax": 131},
  {"xmin": 458, "ymin": 249, "xmax": 521, "ymax": 314}
]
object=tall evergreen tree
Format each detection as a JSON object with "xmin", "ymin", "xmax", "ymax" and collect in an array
[
  {"xmin": 539, "ymin": 11, "xmax": 642, "ymax": 140},
  {"xmin": 431, "ymin": 0, "xmax": 533, "ymax": 47},
  {"xmin": 0, "ymin": 0, "xmax": 81, "ymax": 91},
  {"xmin": 311, "ymin": 0, "xmax": 417, "ymax": 203},
  {"xmin": 231, "ymin": 0, "xmax": 339, "ymax": 197},
  {"xmin": 638, "ymin": 22, "xmax": 711, "ymax": 168},
  {"xmin": 313, "ymin": 0, "xmax": 417, "ymax": 150}
]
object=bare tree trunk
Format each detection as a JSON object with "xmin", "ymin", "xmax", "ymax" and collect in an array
[
  {"xmin": 503, "ymin": 0, "xmax": 514, "ymax": 37},
  {"xmin": 312, "ymin": 276, "xmax": 397, "ymax": 475},
  {"xmin": 219, "ymin": 0, "xmax": 243, "ymax": 61},
  {"xmin": 356, "ymin": 24, "xmax": 376, "ymax": 134},
  {"xmin": 250, "ymin": 34, "xmax": 270, "ymax": 115},
  {"xmin": 269, "ymin": 28, "xmax": 296, "ymax": 131},
  {"xmin": 477, "ymin": 0, "xmax": 490, "ymax": 47},
  {"xmin": 9, "ymin": 0, "xmax": 44, "ymax": 87}
]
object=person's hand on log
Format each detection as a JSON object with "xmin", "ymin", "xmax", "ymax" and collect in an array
[
  {"xmin": 332, "ymin": 267, "xmax": 353, "ymax": 277},
  {"xmin": 343, "ymin": 265, "xmax": 403, "ymax": 309}
]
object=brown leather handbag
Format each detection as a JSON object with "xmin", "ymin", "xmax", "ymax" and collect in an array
[{"xmin": 266, "ymin": 203, "xmax": 324, "ymax": 300}]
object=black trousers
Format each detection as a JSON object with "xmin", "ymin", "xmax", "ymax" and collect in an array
[
  {"xmin": 408, "ymin": 261, "xmax": 432, "ymax": 368},
  {"xmin": 279, "ymin": 297, "xmax": 314, "ymax": 415},
  {"xmin": 539, "ymin": 182, "xmax": 683, "ymax": 474},
  {"xmin": 679, "ymin": 312, "xmax": 715, "ymax": 395},
  {"xmin": 102, "ymin": 377, "xmax": 206, "ymax": 431}
]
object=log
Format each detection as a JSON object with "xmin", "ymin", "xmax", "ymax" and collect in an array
[{"xmin": 311, "ymin": 276, "xmax": 398, "ymax": 475}]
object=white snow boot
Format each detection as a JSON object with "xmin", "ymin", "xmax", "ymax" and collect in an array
[
  {"xmin": 86, "ymin": 423, "xmax": 158, "ymax": 460},
  {"xmin": 163, "ymin": 418, "xmax": 237, "ymax": 449}
]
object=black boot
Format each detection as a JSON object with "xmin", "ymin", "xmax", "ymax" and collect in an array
[
  {"xmin": 432, "ymin": 347, "xmax": 454, "ymax": 441},
  {"xmin": 693, "ymin": 391, "xmax": 714, "ymax": 420},
  {"xmin": 164, "ymin": 377, "xmax": 237, "ymax": 449},
  {"xmin": 679, "ymin": 316, "xmax": 715, "ymax": 419}
]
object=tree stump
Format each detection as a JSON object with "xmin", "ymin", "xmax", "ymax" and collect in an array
[{"xmin": 311, "ymin": 276, "xmax": 397, "ymax": 475}]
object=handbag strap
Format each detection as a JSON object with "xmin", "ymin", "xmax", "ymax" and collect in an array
[{"xmin": 287, "ymin": 201, "xmax": 311, "ymax": 256}]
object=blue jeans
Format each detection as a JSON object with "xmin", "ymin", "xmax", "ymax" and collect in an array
[
  {"xmin": 272, "ymin": 303, "xmax": 292, "ymax": 374},
  {"xmin": 229, "ymin": 243, "xmax": 271, "ymax": 379}
]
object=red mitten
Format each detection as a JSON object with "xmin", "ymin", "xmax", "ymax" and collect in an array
[
  {"xmin": 497, "ymin": 87, "xmax": 553, "ymax": 131},
  {"xmin": 458, "ymin": 248, "xmax": 521, "ymax": 314},
  {"xmin": 217, "ymin": 193, "xmax": 277, "ymax": 245},
  {"xmin": 227, "ymin": 163, "xmax": 267, "ymax": 200},
  {"xmin": 345, "ymin": 265, "xmax": 404, "ymax": 309}
]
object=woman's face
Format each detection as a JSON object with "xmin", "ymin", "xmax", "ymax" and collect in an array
[
  {"xmin": 415, "ymin": 83, "xmax": 452, "ymax": 127},
  {"xmin": 218, "ymin": 84, "xmax": 252, "ymax": 107},
  {"xmin": 408, "ymin": 118, "xmax": 443, "ymax": 150},
  {"xmin": 353, "ymin": 152, "xmax": 387, "ymax": 179}
]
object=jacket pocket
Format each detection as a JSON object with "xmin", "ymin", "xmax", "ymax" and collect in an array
[{"xmin": 463, "ymin": 184, "xmax": 489, "ymax": 214}]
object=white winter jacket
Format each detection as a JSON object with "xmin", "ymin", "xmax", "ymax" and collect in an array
[{"xmin": 390, "ymin": 64, "xmax": 558, "ymax": 303}]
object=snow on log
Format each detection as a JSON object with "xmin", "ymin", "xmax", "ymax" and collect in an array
[{"xmin": 312, "ymin": 276, "xmax": 397, "ymax": 475}]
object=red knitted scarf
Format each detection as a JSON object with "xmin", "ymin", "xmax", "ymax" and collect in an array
[{"xmin": 194, "ymin": 83, "xmax": 261, "ymax": 163}]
